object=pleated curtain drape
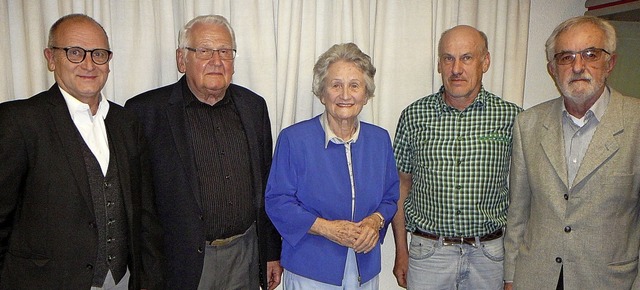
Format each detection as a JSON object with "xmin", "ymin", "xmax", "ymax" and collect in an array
[{"xmin": 0, "ymin": 0, "xmax": 530, "ymax": 141}]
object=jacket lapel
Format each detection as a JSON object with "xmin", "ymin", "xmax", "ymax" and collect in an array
[
  {"xmin": 572, "ymin": 90, "xmax": 622, "ymax": 188},
  {"xmin": 540, "ymin": 98, "xmax": 569, "ymax": 189},
  {"xmin": 229, "ymin": 88, "xmax": 262, "ymax": 208},
  {"xmin": 166, "ymin": 80, "xmax": 203, "ymax": 209},
  {"xmin": 47, "ymin": 85, "xmax": 95, "ymax": 215},
  {"xmin": 104, "ymin": 110, "xmax": 135, "ymax": 222}
]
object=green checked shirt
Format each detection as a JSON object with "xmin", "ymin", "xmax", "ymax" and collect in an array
[{"xmin": 394, "ymin": 86, "xmax": 522, "ymax": 237}]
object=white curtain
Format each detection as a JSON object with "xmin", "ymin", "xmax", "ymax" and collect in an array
[{"xmin": 0, "ymin": 0, "xmax": 529, "ymax": 138}]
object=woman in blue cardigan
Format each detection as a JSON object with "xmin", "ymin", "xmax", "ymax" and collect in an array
[{"xmin": 265, "ymin": 43, "xmax": 399, "ymax": 289}]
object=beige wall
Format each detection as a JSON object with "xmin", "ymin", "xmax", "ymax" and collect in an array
[
  {"xmin": 522, "ymin": 0, "xmax": 586, "ymax": 109},
  {"xmin": 609, "ymin": 21, "xmax": 640, "ymax": 98}
]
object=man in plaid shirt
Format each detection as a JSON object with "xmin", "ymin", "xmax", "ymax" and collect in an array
[{"xmin": 391, "ymin": 25, "xmax": 522, "ymax": 289}]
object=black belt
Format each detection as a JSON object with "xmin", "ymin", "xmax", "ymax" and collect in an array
[{"xmin": 413, "ymin": 229, "xmax": 503, "ymax": 247}]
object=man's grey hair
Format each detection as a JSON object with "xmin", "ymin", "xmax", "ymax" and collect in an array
[
  {"xmin": 545, "ymin": 15, "xmax": 616, "ymax": 62},
  {"xmin": 178, "ymin": 15, "xmax": 236, "ymax": 49}
]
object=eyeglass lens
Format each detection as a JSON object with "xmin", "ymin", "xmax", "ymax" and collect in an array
[
  {"xmin": 187, "ymin": 47, "xmax": 236, "ymax": 60},
  {"xmin": 53, "ymin": 47, "xmax": 111, "ymax": 65},
  {"xmin": 555, "ymin": 48, "xmax": 608, "ymax": 65}
]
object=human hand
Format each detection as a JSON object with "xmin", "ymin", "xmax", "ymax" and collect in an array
[
  {"xmin": 310, "ymin": 218, "xmax": 362, "ymax": 248},
  {"xmin": 393, "ymin": 250, "xmax": 409, "ymax": 288},
  {"xmin": 352, "ymin": 215, "xmax": 381, "ymax": 253},
  {"xmin": 504, "ymin": 282, "xmax": 513, "ymax": 290},
  {"xmin": 266, "ymin": 260, "xmax": 283, "ymax": 290}
]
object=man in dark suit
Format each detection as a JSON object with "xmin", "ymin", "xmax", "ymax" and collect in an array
[
  {"xmin": 125, "ymin": 15, "xmax": 282, "ymax": 290},
  {"xmin": 0, "ymin": 14, "xmax": 163, "ymax": 289}
]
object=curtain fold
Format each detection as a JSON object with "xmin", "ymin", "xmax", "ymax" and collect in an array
[{"xmin": 0, "ymin": 0, "xmax": 530, "ymax": 139}]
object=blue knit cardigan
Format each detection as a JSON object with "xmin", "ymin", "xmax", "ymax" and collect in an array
[{"xmin": 265, "ymin": 115, "xmax": 399, "ymax": 285}]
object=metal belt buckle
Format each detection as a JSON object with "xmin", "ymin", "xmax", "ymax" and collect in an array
[
  {"xmin": 442, "ymin": 237, "xmax": 477, "ymax": 247},
  {"xmin": 464, "ymin": 239, "xmax": 478, "ymax": 248},
  {"xmin": 442, "ymin": 237, "xmax": 462, "ymax": 246}
]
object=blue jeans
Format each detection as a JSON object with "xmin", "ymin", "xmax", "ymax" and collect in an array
[{"xmin": 406, "ymin": 233, "xmax": 504, "ymax": 290}]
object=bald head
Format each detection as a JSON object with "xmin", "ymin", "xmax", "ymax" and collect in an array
[
  {"xmin": 436, "ymin": 25, "xmax": 491, "ymax": 110},
  {"xmin": 438, "ymin": 25, "xmax": 488, "ymax": 56},
  {"xmin": 48, "ymin": 14, "xmax": 109, "ymax": 49}
]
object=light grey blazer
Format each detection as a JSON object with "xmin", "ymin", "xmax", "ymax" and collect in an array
[{"xmin": 504, "ymin": 88, "xmax": 640, "ymax": 289}]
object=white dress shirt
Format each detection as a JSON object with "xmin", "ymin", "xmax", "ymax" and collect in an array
[{"xmin": 60, "ymin": 88, "xmax": 110, "ymax": 175}]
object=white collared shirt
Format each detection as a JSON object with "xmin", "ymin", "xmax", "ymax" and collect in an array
[
  {"xmin": 60, "ymin": 88, "xmax": 110, "ymax": 175},
  {"xmin": 562, "ymin": 87, "xmax": 610, "ymax": 187}
]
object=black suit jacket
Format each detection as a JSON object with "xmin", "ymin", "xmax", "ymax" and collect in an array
[
  {"xmin": 125, "ymin": 76, "xmax": 281, "ymax": 289},
  {"xmin": 0, "ymin": 84, "xmax": 164, "ymax": 289}
]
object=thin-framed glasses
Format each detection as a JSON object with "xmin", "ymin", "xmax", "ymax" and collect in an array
[
  {"xmin": 553, "ymin": 48, "xmax": 610, "ymax": 65},
  {"xmin": 185, "ymin": 47, "xmax": 236, "ymax": 60},
  {"xmin": 50, "ymin": 46, "xmax": 112, "ymax": 65}
]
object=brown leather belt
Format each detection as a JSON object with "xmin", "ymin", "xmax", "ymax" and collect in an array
[{"xmin": 413, "ymin": 229, "xmax": 503, "ymax": 247}]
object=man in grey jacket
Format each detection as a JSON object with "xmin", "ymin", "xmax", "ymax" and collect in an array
[{"xmin": 504, "ymin": 15, "xmax": 640, "ymax": 290}]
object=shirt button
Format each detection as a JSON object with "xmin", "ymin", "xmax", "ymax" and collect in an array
[
  {"xmin": 86, "ymin": 264, "xmax": 94, "ymax": 270},
  {"xmin": 564, "ymin": 194, "xmax": 569, "ymax": 200},
  {"xmin": 564, "ymin": 226, "xmax": 571, "ymax": 233},
  {"xmin": 104, "ymin": 182, "xmax": 111, "ymax": 188},
  {"xmin": 197, "ymin": 247, "xmax": 203, "ymax": 253},
  {"xmin": 556, "ymin": 257, "xmax": 562, "ymax": 263},
  {"xmin": 225, "ymin": 175, "xmax": 230, "ymax": 179}
]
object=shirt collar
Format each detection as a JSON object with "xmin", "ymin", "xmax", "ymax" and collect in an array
[
  {"xmin": 60, "ymin": 86, "xmax": 109, "ymax": 120},
  {"xmin": 181, "ymin": 77, "xmax": 231, "ymax": 107},
  {"xmin": 320, "ymin": 112, "xmax": 361, "ymax": 148},
  {"xmin": 562, "ymin": 86, "xmax": 610, "ymax": 126},
  {"xmin": 435, "ymin": 85, "xmax": 487, "ymax": 112}
]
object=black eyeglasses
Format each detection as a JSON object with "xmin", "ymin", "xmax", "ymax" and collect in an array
[
  {"xmin": 184, "ymin": 47, "xmax": 237, "ymax": 60},
  {"xmin": 553, "ymin": 48, "xmax": 610, "ymax": 65},
  {"xmin": 50, "ymin": 46, "xmax": 113, "ymax": 65}
]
